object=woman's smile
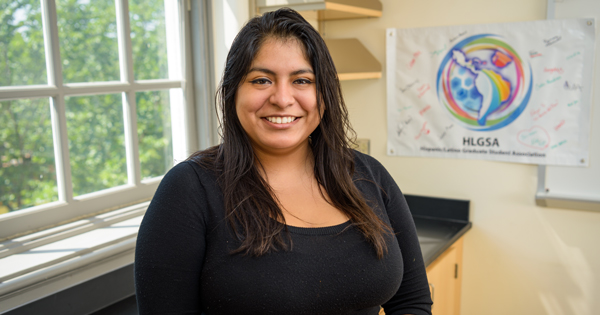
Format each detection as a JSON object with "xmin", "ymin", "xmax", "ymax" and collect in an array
[{"xmin": 264, "ymin": 116, "xmax": 298, "ymax": 124}]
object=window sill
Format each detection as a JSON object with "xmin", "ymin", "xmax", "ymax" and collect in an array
[{"xmin": 0, "ymin": 203, "xmax": 147, "ymax": 313}]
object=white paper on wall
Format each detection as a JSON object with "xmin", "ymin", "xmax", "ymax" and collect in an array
[{"xmin": 386, "ymin": 19, "xmax": 595, "ymax": 166}]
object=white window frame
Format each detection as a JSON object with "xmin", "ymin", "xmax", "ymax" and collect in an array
[{"xmin": 0, "ymin": 0, "xmax": 197, "ymax": 241}]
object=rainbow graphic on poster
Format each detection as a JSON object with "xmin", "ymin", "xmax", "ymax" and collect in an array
[{"xmin": 436, "ymin": 34, "xmax": 533, "ymax": 131}]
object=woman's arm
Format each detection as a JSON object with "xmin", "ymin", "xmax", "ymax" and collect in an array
[
  {"xmin": 134, "ymin": 162, "xmax": 208, "ymax": 314},
  {"xmin": 372, "ymin": 161, "xmax": 433, "ymax": 315}
]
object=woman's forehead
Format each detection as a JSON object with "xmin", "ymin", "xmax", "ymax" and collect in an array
[
  {"xmin": 249, "ymin": 37, "xmax": 312, "ymax": 73},
  {"xmin": 255, "ymin": 37, "xmax": 309, "ymax": 62}
]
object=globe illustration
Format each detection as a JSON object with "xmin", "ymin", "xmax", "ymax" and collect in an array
[{"xmin": 436, "ymin": 34, "xmax": 533, "ymax": 131}]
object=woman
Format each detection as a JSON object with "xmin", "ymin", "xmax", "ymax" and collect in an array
[{"xmin": 135, "ymin": 8, "xmax": 432, "ymax": 315}]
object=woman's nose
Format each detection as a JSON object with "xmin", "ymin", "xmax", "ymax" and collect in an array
[{"xmin": 269, "ymin": 83, "xmax": 294, "ymax": 108}]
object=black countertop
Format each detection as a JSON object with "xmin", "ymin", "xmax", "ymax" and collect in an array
[{"xmin": 405, "ymin": 194, "xmax": 472, "ymax": 267}]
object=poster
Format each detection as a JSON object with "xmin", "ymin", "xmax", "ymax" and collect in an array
[{"xmin": 386, "ymin": 19, "xmax": 595, "ymax": 166}]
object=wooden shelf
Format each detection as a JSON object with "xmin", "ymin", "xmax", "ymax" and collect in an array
[
  {"xmin": 324, "ymin": 38, "xmax": 381, "ymax": 81},
  {"xmin": 257, "ymin": 0, "xmax": 382, "ymax": 20}
]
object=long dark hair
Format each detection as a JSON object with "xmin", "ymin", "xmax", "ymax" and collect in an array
[{"xmin": 189, "ymin": 8, "xmax": 391, "ymax": 257}]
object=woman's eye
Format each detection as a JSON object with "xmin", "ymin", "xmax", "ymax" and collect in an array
[
  {"xmin": 295, "ymin": 78, "xmax": 312, "ymax": 85},
  {"xmin": 251, "ymin": 78, "xmax": 270, "ymax": 85}
]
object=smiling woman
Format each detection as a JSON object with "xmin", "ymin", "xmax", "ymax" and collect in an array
[{"xmin": 135, "ymin": 8, "xmax": 432, "ymax": 315}]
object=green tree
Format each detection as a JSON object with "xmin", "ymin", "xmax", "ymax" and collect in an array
[
  {"xmin": 129, "ymin": 0, "xmax": 172, "ymax": 179},
  {"xmin": 1, "ymin": 0, "xmax": 55, "ymax": 214},
  {"xmin": 0, "ymin": 0, "xmax": 47, "ymax": 86},
  {"xmin": 1, "ymin": 0, "xmax": 172, "ymax": 213},
  {"xmin": 58, "ymin": 0, "xmax": 126, "ymax": 196}
]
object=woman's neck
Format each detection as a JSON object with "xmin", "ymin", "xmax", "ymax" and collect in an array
[
  {"xmin": 252, "ymin": 142, "xmax": 314, "ymax": 185},
  {"xmin": 252, "ymin": 141, "xmax": 349, "ymax": 227}
]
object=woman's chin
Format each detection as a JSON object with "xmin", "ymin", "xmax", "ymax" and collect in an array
[{"xmin": 253, "ymin": 138, "xmax": 311, "ymax": 154}]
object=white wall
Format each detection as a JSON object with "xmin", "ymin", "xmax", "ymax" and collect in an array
[{"xmin": 323, "ymin": 1, "xmax": 600, "ymax": 314}]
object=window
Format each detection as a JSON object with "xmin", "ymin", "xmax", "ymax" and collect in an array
[{"xmin": 0, "ymin": 0, "xmax": 197, "ymax": 240}]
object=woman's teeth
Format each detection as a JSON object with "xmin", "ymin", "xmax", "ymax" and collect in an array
[{"xmin": 266, "ymin": 116, "xmax": 296, "ymax": 124}]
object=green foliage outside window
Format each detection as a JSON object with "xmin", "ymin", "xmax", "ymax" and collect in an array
[
  {"xmin": 57, "ymin": 0, "xmax": 120, "ymax": 83},
  {"xmin": 0, "ymin": 0, "xmax": 172, "ymax": 215},
  {"xmin": 66, "ymin": 93, "xmax": 128, "ymax": 197},
  {"xmin": 0, "ymin": 98, "xmax": 57, "ymax": 213}
]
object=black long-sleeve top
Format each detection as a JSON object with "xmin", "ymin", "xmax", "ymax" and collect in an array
[{"xmin": 135, "ymin": 151, "xmax": 432, "ymax": 314}]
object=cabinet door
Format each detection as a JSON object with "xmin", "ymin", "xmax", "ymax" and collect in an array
[
  {"xmin": 426, "ymin": 237, "xmax": 464, "ymax": 315},
  {"xmin": 379, "ymin": 237, "xmax": 464, "ymax": 315}
]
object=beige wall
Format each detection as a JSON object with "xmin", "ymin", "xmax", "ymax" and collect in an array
[
  {"xmin": 212, "ymin": 0, "xmax": 250, "ymax": 88},
  {"xmin": 324, "ymin": 1, "xmax": 600, "ymax": 314}
]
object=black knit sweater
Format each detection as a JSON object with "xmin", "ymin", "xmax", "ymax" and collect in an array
[{"xmin": 134, "ymin": 151, "xmax": 432, "ymax": 315}]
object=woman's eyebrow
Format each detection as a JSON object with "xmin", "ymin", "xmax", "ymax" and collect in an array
[
  {"xmin": 248, "ymin": 67, "xmax": 276, "ymax": 76},
  {"xmin": 247, "ymin": 67, "xmax": 314, "ymax": 76},
  {"xmin": 291, "ymin": 69, "xmax": 314, "ymax": 76}
]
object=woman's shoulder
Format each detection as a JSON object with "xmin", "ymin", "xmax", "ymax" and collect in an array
[
  {"xmin": 159, "ymin": 154, "xmax": 221, "ymax": 197},
  {"xmin": 166, "ymin": 160, "xmax": 216, "ymax": 181},
  {"xmin": 352, "ymin": 149, "xmax": 390, "ymax": 179},
  {"xmin": 170, "ymin": 146, "xmax": 221, "ymax": 180}
]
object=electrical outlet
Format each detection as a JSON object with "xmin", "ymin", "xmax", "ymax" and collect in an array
[{"xmin": 355, "ymin": 138, "xmax": 370, "ymax": 155}]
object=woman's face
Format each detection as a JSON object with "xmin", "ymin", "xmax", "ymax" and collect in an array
[{"xmin": 235, "ymin": 37, "xmax": 321, "ymax": 156}]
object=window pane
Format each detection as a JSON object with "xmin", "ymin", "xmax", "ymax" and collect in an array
[
  {"xmin": 0, "ymin": 1, "xmax": 47, "ymax": 86},
  {"xmin": 0, "ymin": 99, "xmax": 57, "ymax": 215},
  {"xmin": 66, "ymin": 94, "xmax": 127, "ymax": 196},
  {"xmin": 137, "ymin": 90, "xmax": 172, "ymax": 179},
  {"xmin": 57, "ymin": 0, "xmax": 120, "ymax": 83},
  {"xmin": 129, "ymin": 0, "xmax": 168, "ymax": 80}
]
